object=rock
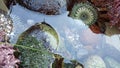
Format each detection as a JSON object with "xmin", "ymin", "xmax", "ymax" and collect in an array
[
  {"xmin": 0, "ymin": 0, "xmax": 8, "ymax": 12},
  {"xmin": 17, "ymin": 22, "xmax": 59, "ymax": 52},
  {"xmin": 17, "ymin": 0, "xmax": 66, "ymax": 15},
  {"xmin": 85, "ymin": 55, "xmax": 106, "ymax": 68},
  {"xmin": 16, "ymin": 35, "xmax": 53, "ymax": 68}
]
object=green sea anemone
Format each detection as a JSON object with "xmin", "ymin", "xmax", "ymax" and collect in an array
[{"xmin": 70, "ymin": 2, "xmax": 98, "ymax": 25}]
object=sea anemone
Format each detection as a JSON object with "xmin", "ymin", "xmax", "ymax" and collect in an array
[{"xmin": 70, "ymin": 2, "xmax": 98, "ymax": 25}]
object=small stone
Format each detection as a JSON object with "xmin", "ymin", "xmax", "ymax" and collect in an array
[{"xmin": 85, "ymin": 55, "xmax": 106, "ymax": 68}]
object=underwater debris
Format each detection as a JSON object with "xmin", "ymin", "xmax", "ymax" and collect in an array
[
  {"xmin": 70, "ymin": 2, "xmax": 98, "ymax": 25},
  {"xmin": 52, "ymin": 54, "xmax": 84, "ymax": 68},
  {"xmin": 0, "ymin": 43, "xmax": 20, "ymax": 68},
  {"xmin": 52, "ymin": 54, "xmax": 64, "ymax": 68}
]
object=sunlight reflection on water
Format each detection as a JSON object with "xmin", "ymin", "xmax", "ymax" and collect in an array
[{"xmin": 10, "ymin": 4, "xmax": 120, "ymax": 68}]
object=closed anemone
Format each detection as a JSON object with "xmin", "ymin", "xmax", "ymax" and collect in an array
[{"xmin": 70, "ymin": 2, "xmax": 98, "ymax": 25}]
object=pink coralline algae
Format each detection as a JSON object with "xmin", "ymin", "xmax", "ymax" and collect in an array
[
  {"xmin": 107, "ymin": 0, "xmax": 120, "ymax": 28},
  {"xmin": 0, "ymin": 30, "xmax": 6, "ymax": 42},
  {"xmin": 0, "ymin": 43, "xmax": 20, "ymax": 68}
]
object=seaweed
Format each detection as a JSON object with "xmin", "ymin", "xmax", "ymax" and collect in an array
[{"xmin": 15, "ymin": 35, "xmax": 53, "ymax": 68}]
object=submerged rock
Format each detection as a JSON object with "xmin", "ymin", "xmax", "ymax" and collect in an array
[
  {"xmin": 0, "ymin": 0, "xmax": 8, "ymax": 12},
  {"xmin": 16, "ymin": 34, "xmax": 53, "ymax": 68},
  {"xmin": 17, "ymin": 22, "xmax": 59, "ymax": 52},
  {"xmin": 85, "ymin": 55, "xmax": 106, "ymax": 68},
  {"xmin": 17, "ymin": 0, "xmax": 66, "ymax": 15}
]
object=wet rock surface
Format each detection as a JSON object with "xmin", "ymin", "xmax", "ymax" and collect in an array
[
  {"xmin": 17, "ymin": 0, "xmax": 66, "ymax": 15},
  {"xmin": 17, "ymin": 22, "xmax": 59, "ymax": 52}
]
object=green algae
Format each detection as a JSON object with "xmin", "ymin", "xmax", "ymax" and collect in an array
[{"xmin": 15, "ymin": 35, "xmax": 53, "ymax": 68}]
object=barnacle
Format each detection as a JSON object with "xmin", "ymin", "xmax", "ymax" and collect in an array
[
  {"xmin": 0, "ymin": 12, "xmax": 13, "ymax": 35},
  {"xmin": 0, "ymin": 12, "xmax": 13, "ymax": 42},
  {"xmin": 70, "ymin": 2, "xmax": 98, "ymax": 25}
]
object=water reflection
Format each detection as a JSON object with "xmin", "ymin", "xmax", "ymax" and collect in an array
[{"xmin": 10, "ymin": 4, "xmax": 120, "ymax": 68}]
